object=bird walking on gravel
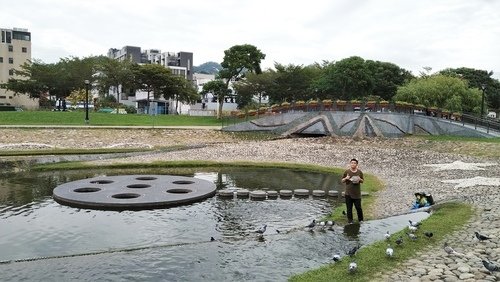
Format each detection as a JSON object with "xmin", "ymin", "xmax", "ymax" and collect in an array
[
  {"xmin": 347, "ymin": 245, "xmax": 360, "ymax": 257},
  {"xmin": 332, "ymin": 254, "xmax": 341, "ymax": 262},
  {"xmin": 305, "ymin": 219, "xmax": 316, "ymax": 231},
  {"xmin": 256, "ymin": 224, "xmax": 267, "ymax": 235},
  {"xmin": 443, "ymin": 242, "xmax": 463, "ymax": 256},
  {"xmin": 475, "ymin": 231, "xmax": 491, "ymax": 241},
  {"xmin": 482, "ymin": 259, "xmax": 499, "ymax": 272}
]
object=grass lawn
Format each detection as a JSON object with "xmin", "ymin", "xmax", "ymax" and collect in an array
[
  {"xmin": 0, "ymin": 111, "xmax": 240, "ymax": 126},
  {"xmin": 290, "ymin": 202, "xmax": 473, "ymax": 282}
]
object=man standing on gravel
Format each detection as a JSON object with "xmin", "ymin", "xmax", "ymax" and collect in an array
[{"xmin": 341, "ymin": 158, "xmax": 364, "ymax": 224}]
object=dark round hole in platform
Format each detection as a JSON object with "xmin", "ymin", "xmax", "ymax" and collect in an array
[
  {"xmin": 73, "ymin": 187, "xmax": 101, "ymax": 193},
  {"xmin": 112, "ymin": 193, "xmax": 141, "ymax": 199},
  {"xmin": 127, "ymin": 184, "xmax": 151, "ymax": 189},
  {"xmin": 166, "ymin": 188, "xmax": 192, "ymax": 194},
  {"xmin": 90, "ymin": 180, "xmax": 114, "ymax": 184},
  {"xmin": 135, "ymin": 176, "xmax": 157, "ymax": 181},
  {"xmin": 172, "ymin": 180, "xmax": 195, "ymax": 185}
]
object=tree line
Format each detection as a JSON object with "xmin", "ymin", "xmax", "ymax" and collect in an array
[
  {"xmin": 1, "ymin": 56, "xmax": 198, "ymax": 113},
  {"xmin": 2, "ymin": 44, "xmax": 499, "ymax": 118}
]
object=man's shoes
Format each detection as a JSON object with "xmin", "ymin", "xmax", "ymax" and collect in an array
[{"xmin": 347, "ymin": 221, "xmax": 353, "ymax": 224}]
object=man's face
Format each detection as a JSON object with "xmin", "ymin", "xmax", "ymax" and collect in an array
[{"xmin": 350, "ymin": 161, "xmax": 358, "ymax": 169}]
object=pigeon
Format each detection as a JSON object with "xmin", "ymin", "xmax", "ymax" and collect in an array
[
  {"xmin": 384, "ymin": 231, "xmax": 390, "ymax": 240},
  {"xmin": 395, "ymin": 236, "xmax": 403, "ymax": 246},
  {"xmin": 210, "ymin": 237, "xmax": 215, "ymax": 242},
  {"xmin": 276, "ymin": 229, "xmax": 280, "ymax": 234},
  {"xmin": 306, "ymin": 219, "xmax": 316, "ymax": 230},
  {"xmin": 348, "ymin": 261, "xmax": 357, "ymax": 273},
  {"xmin": 348, "ymin": 245, "xmax": 360, "ymax": 257},
  {"xmin": 475, "ymin": 231, "xmax": 491, "ymax": 241},
  {"xmin": 256, "ymin": 224, "xmax": 267, "ymax": 235},
  {"xmin": 332, "ymin": 254, "xmax": 341, "ymax": 262},
  {"xmin": 342, "ymin": 210, "xmax": 347, "ymax": 216},
  {"xmin": 386, "ymin": 244, "xmax": 394, "ymax": 257},
  {"xmin": 424, "ymin": 232, "xmax": 433, "ymax": 239},
  {"xmin": 443, "ymin": 242, "xmax": 463, "ymax": 256},
  {"xmin": 326, "ymin": 220, "xmax": 335, "ymax": 226},
  {"xmin": 409, "ymin": 220, "xmax": 421, "ymax": 227},
  {"xmin": 406, "ymin": 232, "xmax": 417, "ymax": 241},
  {"xmin": 408, "ymin": 225, "xmax": 418, "ymax": 233},
  {"xmin": 482, "ymin": 260, "xmax": 499, "ymax": 272}
]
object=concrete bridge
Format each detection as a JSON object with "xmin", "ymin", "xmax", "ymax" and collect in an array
[{"xmin": 223, "ymin": 111, "xmax": 500, "ymax": 138}]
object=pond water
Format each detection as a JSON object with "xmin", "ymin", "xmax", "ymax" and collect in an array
[{"xmin": 0, "ymin": 167, "xmax": 428, "ymax": 281}]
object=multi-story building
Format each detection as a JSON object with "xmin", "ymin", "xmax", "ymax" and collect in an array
[
  {"xmin": 0, "ymin": 27, "xmax": 38, "ymax": 109},
  {"xmin": 107, "ymin": 46, "xmax": 194, "ymax": 114},
  {"xmin": 107, "ymin": 46, "xmax": 193, "ymax": 81}
]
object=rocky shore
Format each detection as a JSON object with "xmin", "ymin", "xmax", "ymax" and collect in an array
[{"xmin": 1, "ymin": 128, "xmax": 499, "ymax": 281}]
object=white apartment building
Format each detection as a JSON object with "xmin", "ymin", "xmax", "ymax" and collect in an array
[{"xmin": 0, "ymin": 27, "xmax": 38, "ymax": 109}]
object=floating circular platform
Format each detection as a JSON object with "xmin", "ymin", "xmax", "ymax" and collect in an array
[{"xmin": 53, "ymin": 175, "xmax": 216, "ymax": 210}]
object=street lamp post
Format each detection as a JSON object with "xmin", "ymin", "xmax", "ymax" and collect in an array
[
  {"xmin": 84, "ymin": 80, "xmax": 90, "ymax": 124},
  {"xmin": 480, "ymin": 84, "xmax": 486, "ymax": 119}
]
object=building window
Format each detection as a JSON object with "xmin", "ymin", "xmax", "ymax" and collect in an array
[
  {"xmin": 8, "ymin": 45, "xmax": 13, "ymax": 52},
  {"xmin": 0, "ymin": 96, "xmax": 6, "ymax": 99},
  {"xmin": 22, "ymin": 47, "xmax": 27, "ymax": 53},
  {"xmin": 6, "ymin": 31, "xmax": 11, "ymax": 43},
  {"xmin": 9, "ymin": 58, "xmax": 13, "ymax": 64},
  {"xmin": 0, "ymin": 57, "xmax": 3, "ymax": 63},
  {"xmin": 9, "ymin": 69, "xmax": 14, "ymax": 76}
]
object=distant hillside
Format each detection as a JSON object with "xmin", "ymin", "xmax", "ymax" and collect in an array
[{"xmin": 193, "ymin": 61, "xmax": 222, "ymax": 74}]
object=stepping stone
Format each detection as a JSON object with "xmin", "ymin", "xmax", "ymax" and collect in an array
[
  {"xmin": 236, "ymin": 189, "xmax": 249, "ymax": 197},
  {"xmin": 267, "ymin": 190, "xmax": 278, "ymax": 198},
  {"xmin": 312, "ymin": 190, "xmax": 326, "ymax": 197},
  {"xmin": 279, "ymin": 189, "xmax": 293, "ymax": 197},
  {"xmin": 328, "ymin": 190, "xmax": 339, "ymax": 197},
  {"xmin": 250, "ymin": 190, "xmax": 267, "ymax": 200},
  {"xmin": 294, "ymin": 189, "xmax": 310, "ymax": 196},
  {"xmin": 218, "ymin": 189, "xmax": 234, "ymax": 197}
]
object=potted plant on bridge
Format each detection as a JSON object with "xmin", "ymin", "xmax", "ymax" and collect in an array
[
  {"xmin": 336, "ymin": 100, "xmax": 347, "ymax": 111},
  {"xmin": 281, "ymin": 102, "xmax": 290, "ymax": 112},
  {"xmin": 322, "ymin": 99, "xmax": 333, "ymax": 111},
  {"xmin": 295, "ymin": 100, "xmax": 305, "ymax": 111},
  {"xmin": 307, "ymin": 100, "xmax": 319, "ymax": 111}
]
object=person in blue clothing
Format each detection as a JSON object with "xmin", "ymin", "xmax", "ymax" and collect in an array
[{"xmin": 411, "ymin": 193, "xmax": 429, "ymax": 209}]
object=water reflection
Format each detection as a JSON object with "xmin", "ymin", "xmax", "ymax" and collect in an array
[{"xmin": 0, "ymin": 168, "xmax": 429, "ymax": 281}]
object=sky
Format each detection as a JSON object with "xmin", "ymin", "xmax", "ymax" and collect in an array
[{"xmin": 2, "ymin": 0, "xmax": 500, "ymax": 78}]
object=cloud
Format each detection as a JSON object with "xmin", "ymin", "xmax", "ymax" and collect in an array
[{"xmin": 1, "ymin": 0, "xmax": 499, "ymax": 78}]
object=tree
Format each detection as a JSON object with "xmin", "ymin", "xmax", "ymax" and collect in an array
[
  {"xmin": 201, "ymin": 80, "xmax": 230, "ymax": 112},
  {"xmin": 95, "ymin": 57, "xmax": 136, "ymax": 108},
  {"xmin": 314, "ymin": 56, "xmax": 373, "ymax": 100},
  {"xmin": 134, "ymin": 64, "xmax": 174, "ymax": 114},
  {"xmin": 271, "ymin": 63, "xmax": 322, "ymax": 103},
  {"xmin": 167, "ymin": 76, "xmax": 199, "ymax": 114},
  {"xmin": 365, "ymin": 60, "xmax": 413, "ymax": 101},
  {"xmin": 439, "ymin": 67, "xmax": 500, "ymax": 111},
  {"xmin": 1, "ymin": 56, "xmax": 99, "ymax": 105},
  {"xmin": 217, "ymin": 44, "xmax": 266, "ymax": 118},
  {"xmin": 233, "ymin": 71, "xmax": 275, "ymax": 109},
  {"xmin": 394, "ymin": 74, "xmax": 482, "ymax": 113}
]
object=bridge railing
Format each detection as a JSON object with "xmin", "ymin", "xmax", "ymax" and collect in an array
[{"xmin": 228, "ymin": 101, "xmax": 500, "ymax": 134}]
